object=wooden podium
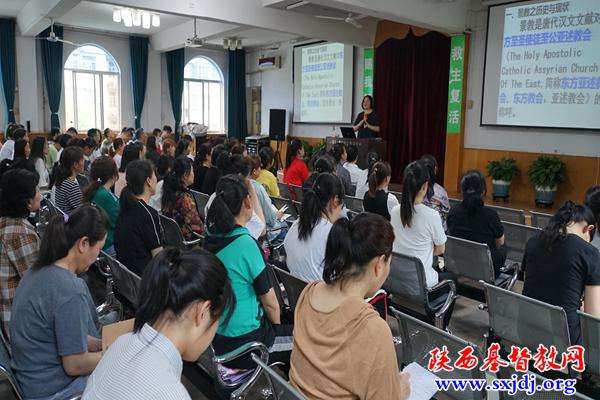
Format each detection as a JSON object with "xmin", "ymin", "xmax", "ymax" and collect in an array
[{"xmin": 326, "ymin": 137, "xmax": 387, "ymax": 169}]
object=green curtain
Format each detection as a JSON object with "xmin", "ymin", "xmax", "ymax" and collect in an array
[
  {"xmin": 0, "ymin": 19, "xmax": 16, "ymax": 126},
  {"xmin": 39, "ymin": 25, "xmax": 64, "ymax": 129},
  {"xmin": 166, "ymin": 48, "xmax": 184, "ymax": 138},
  {"xmin": 227, "ymin": 49, "xmax": 247, "ymax": 140},
  {"xmin": 129, "ymin": 36, "xmax": 148, "ymax": 129}
]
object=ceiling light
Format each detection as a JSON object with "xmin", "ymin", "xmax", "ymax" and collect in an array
[
  {"xmin": 142, "ymin": 11, "xmax": 151, "ymax": 29},
  {"xmin": 236, "ymin": 39, "xmax": 243, "ymax": 50},
  {"xmin": 286, "ymin": 1, "xmax": 309, "ymax": 10},
  {"xmin": 151, "ymin": 14, "xmax": 160, "ymax": 27},
  {"xmin": 132, "ymin": 10, "xmax": 142, "ymax": 27},
  {"xmin": 223, "ymin": 39, "xmax": 230, "ymax": 50},
  {"xmin": 112, "ymin": 8, "xmax": 122, "ymax": 23},
  {"xmin": 122, "ymin": 9, "xmax": 133, "ymax": 27}
]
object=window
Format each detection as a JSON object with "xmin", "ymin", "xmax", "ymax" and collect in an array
[
  {"xmin": 182, "ymin": 57, "xmax": 224, "ymax": 133},
  {"xmin": 64, "ymin": 45, "xmax": 120, "ymax": 131}
]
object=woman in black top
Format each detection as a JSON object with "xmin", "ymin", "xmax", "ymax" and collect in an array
[
  {"xmin": 522, "ymin": 202, "xmax": 600, "ymax": 344},
  {"xmin": 201, "ymin": 144, "xmax": 227, "ymax": 195},
  {"xmin": 363, "ymin": 162, "xmax": 399, "ymax": 221},
  {"xmin": 114, "ymin": 160, "xmax": 164, "ymax": 275},
  {"xmin": 191, "ymin": 142, "xmax": 212, "ymax": 192},
  {"xmin": 447, "ymin": 170, "xmax": 506, "ymax": 275},
  {"xmin": 145, "ymin": 136, "xmax": 160, "ymax": 165},
  {"xmin": 353, "ymin": 95, "xmax": 380, "ymax": 139}
]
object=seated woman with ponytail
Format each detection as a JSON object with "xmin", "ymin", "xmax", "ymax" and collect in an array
[
  {"xmin": 161, "ymin": 156, "xmax": 204, "ymax": 241},
  {"xmin": 83, "ymin": 156, "xmax": 120, "ymax": 256},
  {"xmin": 363, "ymin": 161, "xmax": 399, "ymax": 220},
  {"xmin": 284, "ymin": 173, "xmax": 344, "ymax": 282},
  {"xmin": 283, "ymin": 139, "xmax": 309, "ymax": 187},
  {"xmin": 585, "ymin": 185, "xmax": 600, "ymax": 251},
  {"xmin": 204, "ymin": 174, "xmax": 292, "ymax": 373},
  {"xmin": 10, "ymin": 205, "xmax": 108, "ymax": 400},
  {"xmin": 447, "ymin": 170, "xmax": 506, "ymax": 275},
  {"xmin": 355, "ymin": 151, "xmax": 382, "ymax": 200},
  {"xmin": 289, "ymin": 213, "xmax": 410, "ymax": 400},
  {"xmin": 302, "ymin": 154, "xmax": 336, "ymax": 194},
  {"xmin": 522, "ymin": 201, "xmax": 600, "ymax": 344},
  {"xmin": 54, "ymin": 146, "xmax": 85, "ymax": 213},
  {"xmin": 83, "ymin": 248, "xmax": 235, "ymax": 399},
  {"xmin": 114, "ymin": 160, "xmax": 164, "ymax": 275},
  {"xmin": 390, "ymin": 161, "xmax": 447, "ymax": 288}
]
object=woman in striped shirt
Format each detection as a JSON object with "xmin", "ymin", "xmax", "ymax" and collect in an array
[{"xmin": 54, "ymin": 146, "xmax": 84, "ymax": 214}]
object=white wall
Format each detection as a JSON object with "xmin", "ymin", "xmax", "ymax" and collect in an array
[
  {"xmin": 464, "ymin": 7, "xmax": 600, "ymax": 157},
  {"xmin": 246, "ymin": 43, "xmax": 365, "ymax": 138}
]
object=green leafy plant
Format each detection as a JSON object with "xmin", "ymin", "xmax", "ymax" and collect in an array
[
  {"xmin": 486, "ymin": 158, "xmax": 520, "ymax": 181},
  {"xmin": 527, "ymin": 155, "xmax": 567, "ymax": 189},
  {"xmin": 301, "ymin": 139, "xmax": 326, "ymax": 162}
]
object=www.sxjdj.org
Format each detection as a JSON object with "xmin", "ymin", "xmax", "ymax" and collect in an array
[{"xmin": 435, "ymin": 374, "xmax": 577, "ymax": 396}]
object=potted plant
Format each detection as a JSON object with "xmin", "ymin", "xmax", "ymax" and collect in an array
[
  {"xmin": 527, "ymin": 155, "xmax": 567, "ymax": 206},
  {"xmin": 486, "ymin": 157, "xmax": 520, "ymax": 200}
]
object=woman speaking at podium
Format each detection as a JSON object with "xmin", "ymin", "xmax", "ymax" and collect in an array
[{"xmin": 353, "ymin": 95, "xmax": 380, "ymax": 139}]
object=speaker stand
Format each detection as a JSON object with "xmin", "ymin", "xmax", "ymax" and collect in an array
[{"xmin": 273, "ymin": 140, "xmax": 284, "ymax": 173}]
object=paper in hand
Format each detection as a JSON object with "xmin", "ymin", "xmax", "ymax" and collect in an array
[{"xmin": 403, "ymin": 362, "xmax": 439, "ymax": 400}]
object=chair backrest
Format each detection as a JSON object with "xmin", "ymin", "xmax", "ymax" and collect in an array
[
  {"xmin": 389, "ymin": 191, "xmax": 402, "ymax": 203},
  {"xmin": 530, "ymin": 211, "xmax": 553, "ymax": 229},
  {"xmin": 449, "ymin": 198, "xmax": 461, "ymax": 209},
  {"xmin": 483, "ymin": 282, "xmax": 571, "ymax": 355},
  {"xmin": 344, "ymin": 195, "xmax": 363, "ymax": 212},
  {"xmin": 46, "ymin": 198, "xmax": 66, "ymax": 218},
  {"xmin": 190, "ymin": 190, "xmax": 209, "ymax": 220},
  {"xmin": 383, "ymin": 253, "xmax": 428, "ymax": 313},
  {"xmin": 292, "ymin": 201, "xmax": 302, "ymax": 220},
  {"xmin": 266, "ymin": 264, "xmax": 285, "ymax": 308},
  {"xmin": 390, "ymin": 307, "xmax": 486, "ymax": 400},
  {"xmin": 501, "ymin": 221, "xmax": 542, "ymax": 264},
  {"xmin": 0, "ymin": 328, "xmax": 23, "ymax": 400},
  {"xmin": 290, "ymin": 185, "xmax": 303, "ymax": 202},
  {"xmin": 273, "ymin": 266, "xmax": 308, "ymax": 311},
  {"xmin": 444, "ymin": 236, "xmax": 495, "ymax": 283},
  {"xmin": 158, "ymin": 214, "xmax": 187, "ymax": 250},
  {"xmin": 251, "ymin": 353, "xmax": 305, "ymax": 400},
  {"xmin": 578, "ymin": 311, "xmax": 600, "ymax": 377},
  {"xmin": 278, "ymin": 183, "xmax": 293, "ymax": 200},
  {"xmin": 487, "ymin": 204, "xmax": 526, "ymax": 225},
  {"xmin": 271, "ymin": 197, "xmax": 298, "ymax": 221},
  {"xmin": 101, "ymin": 251, "xmax": 141, "ymax": 307}
]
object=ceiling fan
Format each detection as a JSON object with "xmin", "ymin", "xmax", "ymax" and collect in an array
[
  {"xmin": 315, "ymin": 13, "xmax": 367, "ymax": 29},
  {"xmin": 185, "ymin": 18, "xmax": 204, "ymax": 48},
  {"xmin": 35, "ymin": 19, "xmax": 81, "ymax": 47}
]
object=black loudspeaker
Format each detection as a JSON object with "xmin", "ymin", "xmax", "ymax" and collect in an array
[{"xmin": 268, "ymin": 109, "xmax": 286, "ymax": 141}]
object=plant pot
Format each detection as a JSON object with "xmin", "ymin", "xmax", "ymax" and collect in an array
[
  {"xmin": 534, "ymin": 186, "xmax": 557, "ymax": 205},
  {"xmin": 492, "ymin": 179, "xmax": 511, "ymax": 199}
]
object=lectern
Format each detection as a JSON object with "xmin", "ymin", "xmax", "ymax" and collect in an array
[{"xmin": 326, "ymin": 137, "xmax": 387, "ymax": 170}]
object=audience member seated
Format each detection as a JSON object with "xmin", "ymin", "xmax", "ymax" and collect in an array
[
  {"xmin": 13, "ymin": 138, "xmax": 31, "ymax": 162},
  {"xmin": 175, "ymin": 136, "xmax": 193, "ymax": 160},
  {"xmin": 150, "ymin": 155, "xmax": 174, "ymax": 211},
  {"xmin": 231, "ymin": 143, "xmax": 247, "ymax": 157},
  {"xmin": 82, "ymin": 248, "xmax": 235, "ymax": 400},
  {"xmin": 115, "ymin": 160, "xmax": 164, "ymax": 275},
  {"xmin": 447, "ymin": 170, "xmax": 506, "ymax": 275},
  {"xmin": 54, "ymin": 146, "xmax": 85, "ymax": 214},
  {"xmin": 145, "ymin": 135, "xmax": 160, "ymax": 165},
  {"xmin": 162, "ymin": 156, "xmax": 205, "ymax": 240},
  {"xmin": 46, "ymin": 128, "xmax": 60, "ymax": 169},
  {"xmin": 522, "ymin": 202, "xmax": 600, "ymax": 344},
  {"xmin": 204, "ymin": 155, "xmax": 266, "ymax": 239},
  {"xmin": 162, "ymin": 138, "xmax": 176, "ymax": 158},
  {"xmin": 585, "ymin": 185, "xmax": 600, "ymax": 251},
  {"xmin": 283, "ymin": 139, "xmax": 309, "ymax": 187},
  {"xmin": 0, "ymin": 124, "xmax": 17, "ymax": 162},
  {"xmin": 111, "ymin": 138, "xmax": 124, "ymax": 169},
  {"xmin": 191, "ymin": 142, "xmax": 212, "ymax": 192},
  {"xmin": 343, "ymin": 144, "xmax": 366, "ymax": 188},
  {"xmin": 355, "ymin": 152, "xmax": 382, "ymax": 200},
  {"xmin": 100, "ymin": 128, "xmax": 116, "ymax": 156},
  {"xmin": 390, "ymin": 161, "xmax": 446, "ymax": 287},
  {"xmin": 115, "ymin": 143, "xmax": 142, "ymax": 197},
  {"xmin": 284, "ymin": 173, "xmax": 344, "ymax": 282},
  {"xmin": 30, "ymin": 137, "xmax": 50, "ymax": 189},
  {"xmin": 204, "ymin": 174, "xmax": 292, "ymax": 374},
  {"xmin": 256, "ymin": 147, "xmax": 280, "ymax": 198},
  {"xmin": 0, "ymin": 169, "xmax": 40, "ymax": 334},
  {"xmin": 329, "ymin": 142, "xmax": 354, "ymax": 196},
  {"xmin": 10, "ymin": 205, "xmax": 107, "ymax": 399},
  {"xmin": 289, "ymin": 213, "xmax": 410, "ymax": 400},
  {"xmin": 247, "ymin": 155, "xmax": 288, "ymax": 241},
  {"xmin": 421, "ymin": 154, "xmax": 450, "ymax": 231},
  {"xmin": 201, "ymin": 144, "xmax": 227, "ymax": 195},
  {"xmin": 87, "ymin": 128, "xmax": 102, "ymax": 162},
  {"xmin": 83, "ymin": 156, "xmax": 120, "ymax": 256},
  {"xmin": 81, "ymin": 138, "xmax": 96, "ymax": 173},
  {"xmin": 302, "ymin": 154, "xmax": 336, "ymax": 194},
  {"xmin": 363, "ymin": 161, "xmax": 398, "ymax": 220}
]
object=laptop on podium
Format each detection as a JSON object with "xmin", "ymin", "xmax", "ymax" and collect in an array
[{"xmin": 340, "ymin": 127, "xmax": 356, "ymax": 139}]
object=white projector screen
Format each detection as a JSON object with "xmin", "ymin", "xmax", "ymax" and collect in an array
[
  {"xmin": 293, "ymin": 42, "xmax": 354, "ymax": 124},
  {"xmin": 482, "ymin": 0, "xmax": 600, "ymax": 130}
]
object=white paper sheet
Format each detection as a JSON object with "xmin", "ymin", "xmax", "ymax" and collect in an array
[{"xmin": 403, "ymin": 362, "xmax": 439, "ymax": 400}]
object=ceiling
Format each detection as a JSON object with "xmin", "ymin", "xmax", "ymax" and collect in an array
[
  {"xmin": 205, "ymin": 28, "xmax": 300, "ymax": 49},
  {"xmin": 0, "ymin": 0, "xmax": 25, "ymax": 18}
]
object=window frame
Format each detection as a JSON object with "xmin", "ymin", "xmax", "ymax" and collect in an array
[
  {"xmin": 182, "ymin": 56, "xmax": 224, "ymax": 133},
  {"xmin": 63, "ymin": 44, "xmax": 121, "ymax": 132}
]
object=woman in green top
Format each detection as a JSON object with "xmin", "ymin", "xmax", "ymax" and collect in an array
[{"xmin": 83, "ymin": 156, "xmax": 120, "ymax": 256}]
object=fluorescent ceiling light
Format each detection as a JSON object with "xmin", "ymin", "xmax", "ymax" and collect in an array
[
  {"xmin": 112, "ymin": 8, "xmax": 121, "ymax": 23},
  {"xmin": 142, "ymin": 11, "xmax": 151, "ymax": 29},
  {"xmin": 151, "ymin": 14, "xmax": 160, "ymax": 27},
  {"xmin": 132, "ymin": 10, "xmax": 142, "ymax": 26}
]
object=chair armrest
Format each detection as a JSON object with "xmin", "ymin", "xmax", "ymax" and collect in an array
[
  {"xmin": 428, "ymin": 280, "xmax": 457, "ymax": 319},
  {"xmin": 192, "ymin": 232, "xmax": 205, "ymax": 240},
  {"xmin": 213, "ymin": 342, "xmax": 269, "ymax": 391},
  {"xmin": 183, "ymin": 238, "xmax": 203, "ymax": 247},
  {"xmin": 500, "ymin": 262, "xmax": 519, "ymax": 273},
  {"xmin": 505, "ymin": 265, "xmax": 519, "ymax": 292}
]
